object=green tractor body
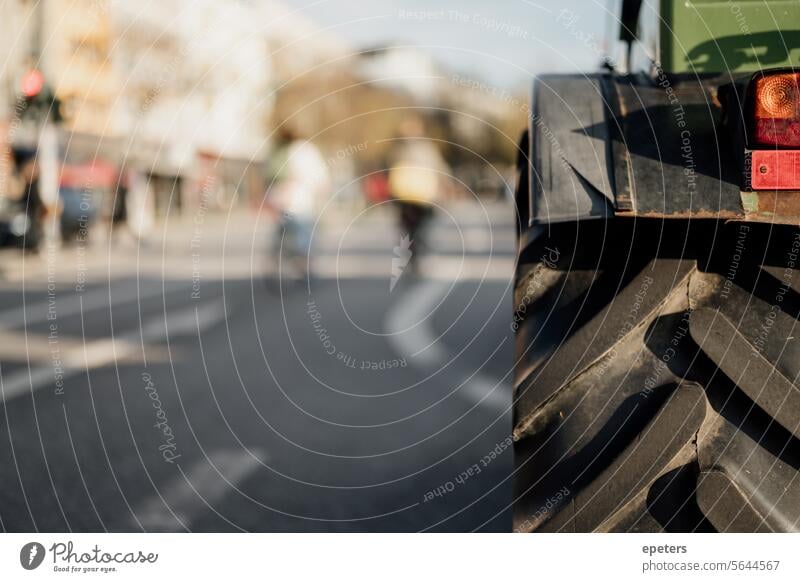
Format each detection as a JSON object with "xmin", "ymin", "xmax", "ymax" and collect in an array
[{"xmin": 657, "ymin": 0, "xmax": 800, "ymax": 74}]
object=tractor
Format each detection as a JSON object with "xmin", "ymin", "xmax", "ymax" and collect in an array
[{"xmin": 513, "ymin": 0, "xmax": 800, "ymax": 532}]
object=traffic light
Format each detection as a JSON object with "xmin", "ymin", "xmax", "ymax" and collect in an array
[
  {"xmin": 21, "ymin": 69, "xmax": 44, "ymax": 98},
  {"xmin": 18, "ymin": 69, "xmax": 62, "ymax": 123}
]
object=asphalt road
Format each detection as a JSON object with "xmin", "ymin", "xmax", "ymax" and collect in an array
[{"xmin": 0, "ymin": 199, "xmax": 515, "ymax": 532}]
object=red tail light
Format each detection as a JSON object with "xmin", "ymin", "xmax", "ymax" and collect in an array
[{"xmin": 753, "ymin": 72, "xmax": 800, "ymax": 147}]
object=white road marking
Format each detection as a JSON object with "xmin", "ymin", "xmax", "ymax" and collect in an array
[
  {"xmin": 385, "ymin": 280, "xmax": 451, "ymax": 366},
  {"xmin": 132, "ymin": 448, "xmax": 266, "ymax": 532},
  {"xmin": 0, "ymin": 301, "xmax": 225, "ymax": 403},
  {"xmin": 385, "ymin": 279, "xmax": 509, "ymax": 413},
  {"xmin": 317, "ymin": 226, "xmax": 514, "ymax": 252},
  {"xmin": 313, "ymin": 255, "xmax": 513, "ymax": 282},
  {"xmin": 0, "ymin": 282, "xmax": 186, "ymax": 329}
]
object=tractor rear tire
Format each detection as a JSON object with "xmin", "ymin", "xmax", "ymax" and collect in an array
[{"xmin": 512, "ymin": 218, "xmax": 800, "ymax": 532}]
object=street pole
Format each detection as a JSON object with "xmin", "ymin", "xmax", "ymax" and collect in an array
[
  {"xmin": 31, "ymin": 0, "xmax": 62, "ymax": 250},
  {"xmin": 39, "ymin": 120, "xmax": 60, "ymax": 250}
]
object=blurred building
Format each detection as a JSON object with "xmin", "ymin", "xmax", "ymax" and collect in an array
[
  {"xmin": 257, "ymin": 0, "xmax": 349, "ymax": 82},
  {"xmin": 357, "ymin": 45, "xmax": 442, "ymax": 103},
  {"xmin": 41, "ymin": 0, "xmax": 117, "ymax": 142},
  {"xmin": 0, "ymin": 0, "xmax": 37, "ymax": 120},
  {"xmin": 1, "ymin": 0, "xmax": 282, "ymax": 228},
  {"xmin": 0, "ymin": 0, "xmax": 35, "ymax": 198},
  {"xmin": 353, "ymin": 43, "xmax": 526, "ymax": 173},
  {"xmin": 0, "ymin": 0, "xmax": 523, "ymax": 224},
  {"xmin": 111, "ymin": 0, "xmax": 272, "ymax": 220}
]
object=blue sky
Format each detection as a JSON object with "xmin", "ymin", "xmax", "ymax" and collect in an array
[{"xmin": 281, "ymin": 0, "xmax": 619, "ymax": 88}]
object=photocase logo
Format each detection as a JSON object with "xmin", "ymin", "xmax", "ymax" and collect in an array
[
  {"xmin": 20, "ymin": 542, "xmax": 45, "ymax": 570},
  {"xmin": 390, "ymin": 233, "xmax": 413, "ymax": 292}
]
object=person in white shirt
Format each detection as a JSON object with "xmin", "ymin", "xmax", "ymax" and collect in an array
[{"xmin": 265, "ymin": 127, "xmax": 330, "ymax": 279}]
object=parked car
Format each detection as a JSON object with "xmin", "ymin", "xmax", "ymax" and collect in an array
[
  {"xmin": 59, "ymin": 186, "xmax": 99, "ymax": 242},
  {"xmin": 0, "ymin": 147, "xmax": 42, "ymax": 250},
  {"xmin": 58, "ymin": 161, "xmax": 117, "ymax": 243},
  {"xmin": 0, "ymin": 193, "xmax": 34, "ymax": 247}
]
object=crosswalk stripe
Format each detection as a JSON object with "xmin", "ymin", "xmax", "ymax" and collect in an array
[
  {"xmin": 0, "ymin": 301, "xmax": 225, "ymax": 404},
  {"xmin": 0, "ymin": 281, "xmax": 187, "ymax": 329},
  {"xmin": 385, "ymin": 279, "xmax": 509, "ymax": 413},
  {"xmin": 132, "ymin": 448, "xmax": 266, "ymax": 532}
]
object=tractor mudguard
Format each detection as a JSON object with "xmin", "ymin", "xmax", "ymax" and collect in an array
[
  {"xmin": 522, "ymin": 74, "xmax": 615, "ymax": 227},
  {"xmin": 520, "ymin": 72, "xmax": 799, "ymax": 228}
]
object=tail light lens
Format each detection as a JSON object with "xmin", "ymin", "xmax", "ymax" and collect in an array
[{"xmin": 753, "ymin": 72, "xmax": 800, "ymax": 147}]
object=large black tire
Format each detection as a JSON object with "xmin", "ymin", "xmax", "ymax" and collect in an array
[{"xmin": 512, "ymin": 218, "xmax": 800, "ymax": 532}]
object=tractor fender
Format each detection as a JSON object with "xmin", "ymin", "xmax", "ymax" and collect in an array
[{"xmin": 517, "ymin": 72, "xmax": 758, "ymax": 232}]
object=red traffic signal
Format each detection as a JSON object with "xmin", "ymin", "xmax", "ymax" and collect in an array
[{"xmin": 20, "ymin": 69, "xmax": 45, "ymax": 98}]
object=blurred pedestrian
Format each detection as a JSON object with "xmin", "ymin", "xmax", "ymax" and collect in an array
[
  {"xmin": 109, "ymin": 172, "xmax": 129, "ymax": 245},
  {"xmin": 264, "ymin": 126, "xmax": 330, "ymax": 280},
  {"xmin": 387, "ymin": 116, "xmax": 449, "ymax": 272},
  {"xmin": 126, "ymin": 170, "xmax": 156, "ymax": 246},
  {"xmin": 12, "ymin": 148, "xmax": 44, "ymax": 252}
]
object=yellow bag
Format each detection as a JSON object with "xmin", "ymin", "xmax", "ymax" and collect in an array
[{"xmin": 389, "ymin": 165, "xmax": 439, "ymax": 204}]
